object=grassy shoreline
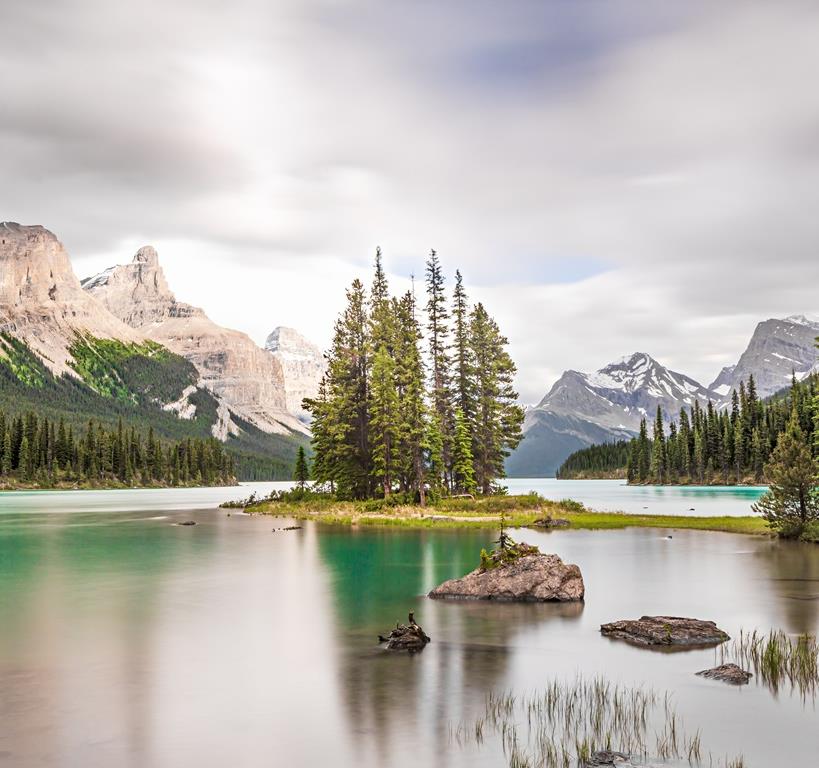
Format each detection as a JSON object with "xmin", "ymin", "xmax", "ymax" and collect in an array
[{"xmin": 246, "ymin": 495, "xmax": 769, "ymax": 536}]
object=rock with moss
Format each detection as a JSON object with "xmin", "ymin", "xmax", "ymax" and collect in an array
[
  {"xmin": 429, "ymin": 542, "xmax": 584, "ymax": 602},
  {"xmin": 600, "ymin": 616, "xmax": 729, "ymax": 647}
]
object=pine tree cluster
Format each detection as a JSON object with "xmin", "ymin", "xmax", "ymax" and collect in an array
[
  {"xmin": 556, "ymin": 441, "xmax": 632, "ymax": 479},
  {"xmin": 0, "ymin": 409, "xmax": 235, "ymax": 488},
  {"xmin": 305, "ymin": 249, "xmax": 524, "ymax": 501},
  {"xmin": 626, "ymin": 374, "xmax": 818, "ymax": 485}
]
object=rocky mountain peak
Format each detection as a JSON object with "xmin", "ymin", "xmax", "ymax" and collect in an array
[
  {"xmin": 83, "ymin": 248, "xmax": 307, "ymax": 436},
  {"xmin": 707, "ymin": 315, "xmax": 819, "ymax": 398},
  {"xmin": 265, "ymin": 326, "xmax": 325, "ymax": 417},
  {"xmin": 0, "ymin": 222, "xmax": 143, "ymax": 375},
  {"xmin": 83, "ymin": 245, "xmax": 189, "ymax": 326},
  {"xmin": 783, "ymin": 314, "xmax": 819, "ymax": 331},
  {"xmin": 134, "ymin": 245, "xmax": 159, "ymax": 266}
]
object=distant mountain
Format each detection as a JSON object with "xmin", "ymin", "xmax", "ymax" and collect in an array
[
  {"xmin": 0, "ymin": 222, "xmax": 304, "ymax": 480},
  {"xmin": 0, "ymin": 222, "xmax": 144, "ymax": 375},
  {"xmin": 264, "ymin": 326, "xmax": 324, "ymax": 419},
  {"xmin": 508, "ymin": 314, "xmax": 819, "ymax": 478},
  {"xmin": 708, "ymin": 315, "xmax": 819, "ymax": 399},
  {"xmin": 507, "ymin": 353, "xmax": 718, "ymax": 477},
  {"xmin": 83, "ymin": 246, "xmax": 307, "ymax": 437}
]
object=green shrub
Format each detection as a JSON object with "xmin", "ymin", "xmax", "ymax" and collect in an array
[{"xmin": 799, "ymin": 521, "xmax": 819, "ymax": 543}]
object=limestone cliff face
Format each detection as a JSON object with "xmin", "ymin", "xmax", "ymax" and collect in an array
[
  {"xmin": 0, "ymin": 222, "xmax": 144, "ymax": 375},
  {"xmin": 84, "ymin": 247, "xmax": 307, "ymax": 436},
  {"xmin": 265, "ymin": 326, "xmax": 324, "ymax": 417}
]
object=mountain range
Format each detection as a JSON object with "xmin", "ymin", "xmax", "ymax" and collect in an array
[
  {"xmin": 3, "ymin": 220, "xmax": 817, "ymax": 482},
  {"xmin": 506, "ymin": 315, "xmax": 819, "ymax": 477},
  {"xmin": 0, "ymin": 222, "xmax": 324, "ymax": 479}
]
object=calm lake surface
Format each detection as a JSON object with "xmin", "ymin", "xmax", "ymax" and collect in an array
[{"xmin": 1, "ymin": 482, "xmax": 816, "ymax": 767}]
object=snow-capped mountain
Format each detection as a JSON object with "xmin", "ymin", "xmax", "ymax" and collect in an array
[
  {"xmin": 536, "ymin": 353, "xmax": 716, "ymax": 431},
  {"xmin": 508, "ymin": 314, "xmax": 819, "ymax": 477},
  {"xmin": 506, "ymin": 353, "xmax": 719, "ymax": 477},
  {"xmin": 708, "ymin": 315, "xmax": 819, "ymax": 399}
]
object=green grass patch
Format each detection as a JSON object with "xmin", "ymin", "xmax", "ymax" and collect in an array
[{"xmin": 244, "ymin": 490, "xmax": 768, "ymax": 536}]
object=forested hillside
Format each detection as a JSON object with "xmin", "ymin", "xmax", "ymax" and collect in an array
[{"xmin": 0, "ymin": 333, "xmax": 304, "ymax": 481}]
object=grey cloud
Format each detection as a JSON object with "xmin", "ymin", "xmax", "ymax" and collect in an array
[{"xmin": 1, "ymin": 0, "xmax": 819, "ymax": 402}]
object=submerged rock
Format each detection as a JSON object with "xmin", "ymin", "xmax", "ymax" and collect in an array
[
  {"xmin": 585, "ymin": 751, "xmax": 631, "ymax": 766},
  {"xmin": 696, "ymin": 663, "xmax": 752, "ymax": 685},
  {"xmin": 379, "ymin": 613, "xmax": 431, "ymax": 652},
  {"xmin": 600, "ymin": 616, "xmax": 729, "ymax": 647},
  {"xmin": 428, "ymin": 552, "xmax": 584, "ymax": 602},
  {"xmin": 532, "ymin": 516, "xmax": 570, "ymax": 529}
]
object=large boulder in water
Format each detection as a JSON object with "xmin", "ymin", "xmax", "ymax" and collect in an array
[
  {"xmin": 428, "ymin": 552, "xmax": 584, "ymax": 602},
  {"xmin": 601, "ymin": 616, "xmax": 729, "ymax": 647}
]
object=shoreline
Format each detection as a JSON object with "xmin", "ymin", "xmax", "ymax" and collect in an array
[{"xmin": 247, "ymin": 499, "xmax": 769, "ymax": 536}]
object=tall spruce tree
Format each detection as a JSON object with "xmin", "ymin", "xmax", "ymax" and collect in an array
[
  {"xmin": 294, "ymin": 446, "xmax": 310, "ymax": 489},
  {"xmin": 752, "ymin": 410, "xmax": 819, "ymax": 534},
  {"xmin": 393, "ymin": 291, "xmax": 429, "ymax": 504},
  {"xmin": 369, "ymin": 344, "xmax": 399, "ymax": 497},
  {"xmin": 305, "ymin": 280, "xmax": 372, "ymax": 499},
  {"xmin": 452, "ymin": 408, "xmax": 477, "ymax": 494},
  {"xmin": 425, "ymin": 250, "xmax": 454, "ymax": 488},
  {"xmin": 468, "ymin": 302, "xmax": 524, "ymax": 494},
  {"xmin": 451, "ymin": 270, "xmax": 475, "ymax": 426}
]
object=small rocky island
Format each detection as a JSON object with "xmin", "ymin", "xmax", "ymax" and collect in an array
[
  {"xmin": 428, "ymin": 529, "xmax": 584, "ymax": 602},
  {"xmin": 600, "ymin": 616, "xmax": 730, "ymax": 647},
  {"xmin": 378, "ymin": 613, "xmax": 431, "ymax": 652}
]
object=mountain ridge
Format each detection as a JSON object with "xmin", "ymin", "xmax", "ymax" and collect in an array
[{"xmin": 508, "ymin": 315, "xmax": 819, "ymax": 477}]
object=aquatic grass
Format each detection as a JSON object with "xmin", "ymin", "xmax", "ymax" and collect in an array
[
  {"xmin": 718, "ymin": 628, "xmax": 819, "ymax": 698},
  {"xmin": 451, "ymin": 675, "xmax": 744, "ymax": 768}
]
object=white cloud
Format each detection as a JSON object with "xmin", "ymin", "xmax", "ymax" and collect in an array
[{"xmin": 3, "ymin": 1, "xmax": 819, "ymax": 403}]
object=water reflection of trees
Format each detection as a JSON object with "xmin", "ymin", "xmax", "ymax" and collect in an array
[
  {"xmin": 756, "ymin": 539, "xmax": 819, "ymax": 634},
  {"xmin": 317, "ymin": 527, "xmax": 583, "ymax": 767}
]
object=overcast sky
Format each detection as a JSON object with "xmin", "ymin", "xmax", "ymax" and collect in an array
[{"xmin": 3, "ymin": 0, "xmax": 819, "ymax": 403}]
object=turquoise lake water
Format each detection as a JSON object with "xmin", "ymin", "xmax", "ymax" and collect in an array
[{"xmin": 1, "ymin": 481, "xmax": 813, "ymax": 768}]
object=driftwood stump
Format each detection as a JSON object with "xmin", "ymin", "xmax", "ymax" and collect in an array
[{"xmin": 378, "ymin": 612, "xmax": 431, "ymax": 652}]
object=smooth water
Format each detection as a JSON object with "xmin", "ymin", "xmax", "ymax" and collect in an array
[
  {"xmin": 505, "ymin": 478, "xmax": 768, "ymax": 516},
  {"xmin": 1, "ymin": 483, "xmax": 816, "ymax": 767}
]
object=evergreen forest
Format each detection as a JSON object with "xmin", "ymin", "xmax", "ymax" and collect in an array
[{"xmin": 305, "ymin": 249, "xmax": 524, "ymax": 501}]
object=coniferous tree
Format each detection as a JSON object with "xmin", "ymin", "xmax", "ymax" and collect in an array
[
  {"xmin": 293, "ymin": 445, "xmax": 310, "ymax": 489},
  {"xmin": 650, "ymin": 406, "xmax": 666, "ymax": 483},
  {"xmin": 452, "ymin": 408, "xmax": 477, "ymax": 494},
  {"xmin": 468, "ymin": 302, "xmax": 524, "ymax": 494},
  {"xmin": 752, "ymin": 410, "xmax": 819, "ymax": 535},
  {"xmin": 369, "ymin": 344, "xmax": 399, "ymax": 497},
  {"xmin": 425, "ymin": 250, "xmax": 454, "ymax": 488},
  {"xmin": 451, "ymin": 270, "xmax": 475, "ymax": 427},
  {"xmin": 306, "ymin": 250, "xmax": 522, "ymax": 500},
  {"xmin": 393, "ymin": 291, "xmax": 429, "ymax": 504},
  {"xmin": 637, "ymin": 418, "xmax": 650, "ymax": 482}
]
